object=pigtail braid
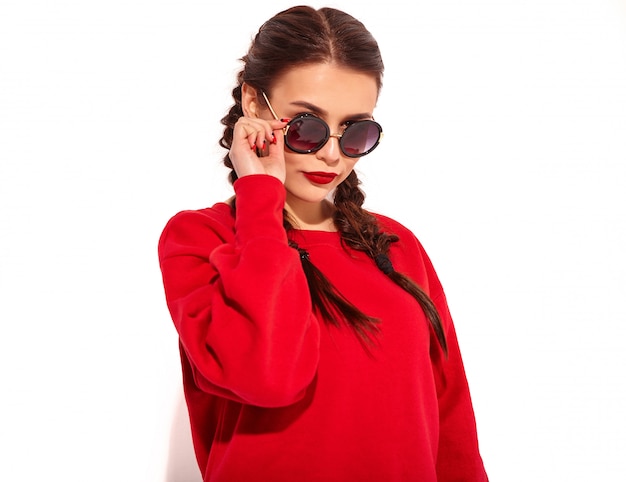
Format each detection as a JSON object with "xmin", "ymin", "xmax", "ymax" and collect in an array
[
  {"xmin": 216, "ymin": 7, "xmax": 414, "ymax": 350},
  {"xmin": 219, "ymin": 71, "xmax": 245, "ymax": 185},
  {"xmin": 334, "ymin": 171, "xmax": 448, "ymax": 354},
  {"xmin": 284, "ymin": 218, "xmax": 379, "ymax": 346},
  {"xmin": 220, "ymin": 72, "xmax": 380, "ymax": 345},
  {"xmin": 384, "ymin": 270, "xmax": 447, "ymax": 353}
]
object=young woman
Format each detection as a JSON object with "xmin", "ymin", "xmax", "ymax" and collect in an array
[{"xmin": 158, "ymin": 6, "xmax": 488, "ymax": 481}]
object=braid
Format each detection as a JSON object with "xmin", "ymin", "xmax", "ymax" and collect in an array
[
  {"xmin": 334, "ymin": 171, "xmax": 448, "ymax": 354},
  {"xmin": 283, "ymin": 216, "xmax": 379, "ymax": 347},
  {"xmin": 219, "ymin": 71, "xmax": 245, "ymax": 185},
  {"xmin": 333, "ymin": 171, "xmax": 395, "ymax": 257},
  {"xmin": 219, "ymin": 74, "xmax": 381, "ymax": 346},
  {"xmin": 215, "ymin": 7, "xmax": 409, "ymax": 349}
]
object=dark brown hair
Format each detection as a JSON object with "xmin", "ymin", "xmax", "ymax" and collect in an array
[{"xmin": 219, "ymin": 6, "xmax": 447, "ymax": 353}]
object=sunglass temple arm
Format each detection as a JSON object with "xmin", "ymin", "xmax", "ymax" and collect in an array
[{"xmin": 261, "ymin": 92, "xmax": 281, "ymax": 121}]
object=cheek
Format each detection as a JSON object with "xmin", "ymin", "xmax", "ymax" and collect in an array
[{"xmin": 283, "ymin": 152, "xmax": 303, "ymax": 170}]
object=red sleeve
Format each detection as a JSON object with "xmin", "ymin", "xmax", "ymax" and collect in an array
[
  {"xmin": 158, "ymin": 175, "xmax": 320, "ymax": 407},
  {"xmin": 379, "ymin": 216, "xmax": 488, "ymax": 480},
  {"xmin": 425, "ymin": 260, "xmax": 489, "ymax": 481}
]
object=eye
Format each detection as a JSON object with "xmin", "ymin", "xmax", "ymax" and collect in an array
[
  {"xmin": 342, "ymin": 119, "xmax": 370, "ymax": 127},
  {"xmin": 341, "ymin": 120, "xmax": 362, "ymax": 132}
]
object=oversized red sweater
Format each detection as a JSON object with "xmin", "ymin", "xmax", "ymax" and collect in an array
[{"xmin": 158, "ymin": 175, "xmax": 488, "ymax": 481}]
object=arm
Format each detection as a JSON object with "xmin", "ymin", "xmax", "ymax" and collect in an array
[
  {"xmin": 431, "ymin": 292, "xmax": 488, "ymax": 481},
  {"xmin": 381, "ymin": 217, "xmax": 488, "ymax": 480},
  {"xmin": 158, "ymin": 175, "xmax": 320, "ymax": 407},
  {"xmin": 424, "ymin": 259, "xmax": 488, "ymax": 481}
]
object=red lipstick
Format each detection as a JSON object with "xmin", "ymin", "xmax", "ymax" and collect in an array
[{"xmin": 303, "ymin": 171, "xmax": 338, "ymax": 185}]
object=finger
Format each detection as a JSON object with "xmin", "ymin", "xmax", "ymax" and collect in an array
[
  {"xmin": 231, "ymin": 116, "xmax": 288, "ymax": 163},
  {"xmin": 240, "ymin": 118, "xmax": 277, "ymax": 148},
  {"xmin": 251, "ymin": 120, "xmax": 287, "ymax": 155},
  {"xmin": 258, "ymin": 118, "xmax": 288, "ymax": 148},
  {"xmin": 256, "ymin": 140, "xmax": 270, "ymax": 157},
  {"xmin": 255, "ymin": 131, "xmax": 267, "ymax": 155},
  {"xmin": 233, "ymin": 118, "xmax": 265, "ymax": 152},
  {"xmin": 268, "ymin": 119, "xmax": 288, "ymax": 147}
]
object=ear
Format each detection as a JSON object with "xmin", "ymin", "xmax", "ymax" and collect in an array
[{"xmin": 241, "ymin": 83, "xmax": 261, "ymax": 118}]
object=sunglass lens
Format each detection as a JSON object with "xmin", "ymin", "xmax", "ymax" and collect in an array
[
  {"xmin": 341, "ymin": 121, "xmax": 382, "ymax": 157},
  {"xmin": 286, "ymin": 116, "xmax": 329, "ymax": 153}
]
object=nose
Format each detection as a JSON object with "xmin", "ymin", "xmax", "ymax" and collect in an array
[{"xmin": 315, "ymin": 133, "xmax": 342, "ymax": 164}]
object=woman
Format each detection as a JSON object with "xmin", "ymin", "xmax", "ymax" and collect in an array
[{"xmin": 158, "ymin": 6, "xmax": 488, "ymax": 481}]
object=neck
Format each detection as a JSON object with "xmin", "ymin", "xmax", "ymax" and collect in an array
[{"xmin": 285, "ymin": 196, "xmax": 336, "ymax": 231}]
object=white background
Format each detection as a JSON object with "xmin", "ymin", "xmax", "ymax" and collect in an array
[{"xmin": 1, "ymin": 0, "xmax": 625, "ymax": 480}]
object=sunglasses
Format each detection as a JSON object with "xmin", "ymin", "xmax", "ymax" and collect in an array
[{"xmin": 261, "ymin": 92, "xmax": 383, "ymax": 158}]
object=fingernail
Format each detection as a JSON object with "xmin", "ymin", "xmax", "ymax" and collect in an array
[
  {"xmin": 271, "ymin": 132, "xmax": 277, "ymax": 144},
  {"xmin": 280, "ymin": 118, "xmax": 291, "ymax": 123},
  {"xmin": 251, "ymin": 144, "xmax": 256, "ymax": 151}
]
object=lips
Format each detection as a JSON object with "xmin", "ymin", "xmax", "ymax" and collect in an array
[{"xmin": 303, "ymin": 171, "xmax": 338, "ymax": 185}]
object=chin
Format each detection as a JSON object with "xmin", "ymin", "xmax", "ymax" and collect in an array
[
  {"xmin": 285, "ymin": 179, "xmax": 333, "ymax": 202},
  {"xmin": 287, "ymin": 190, "xmax": 335, "ymax": 208}
]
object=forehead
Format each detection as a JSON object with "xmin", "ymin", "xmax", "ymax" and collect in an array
[{"xmin": 270, "ymin": 63, "xmax": 379, "ymax": 115}]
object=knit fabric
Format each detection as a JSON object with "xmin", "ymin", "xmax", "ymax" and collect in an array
[{"xmin": 158, "ymin": 174, "xmax": 488, "ymax": 481}]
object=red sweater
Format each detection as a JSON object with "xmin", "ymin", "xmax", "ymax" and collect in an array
[{"xmin": 158, "ymin": 175, "xmax": 488, "ymax": 481}]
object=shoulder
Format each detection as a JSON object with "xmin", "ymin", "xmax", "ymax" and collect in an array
[
  {"xmin": 158, "ymin": 203, "xmax": 235, "ymax": 259},
  {"xmin": 370, "ymin": 211, "xmax": 442, "ymax": 295},
  {"xmin": 164, "ymin": 202, "xmax": 234, "ymax": 231},
  {"xmin": 372, "ymin": 212, "xmax": 418, "ymax": 240},
  {"xmin": 371, "ymin": 212, "xmax": 428, "ymax": 256}
]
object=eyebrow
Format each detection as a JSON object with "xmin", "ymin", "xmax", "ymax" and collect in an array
[{"xmin": 288, "ymin": 100, "xmax": 373, "ymax": 120}]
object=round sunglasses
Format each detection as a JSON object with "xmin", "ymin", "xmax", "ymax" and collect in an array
[{"xmin": 262, "ymin": 92, "xmax": 383, "ymax": 158}]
